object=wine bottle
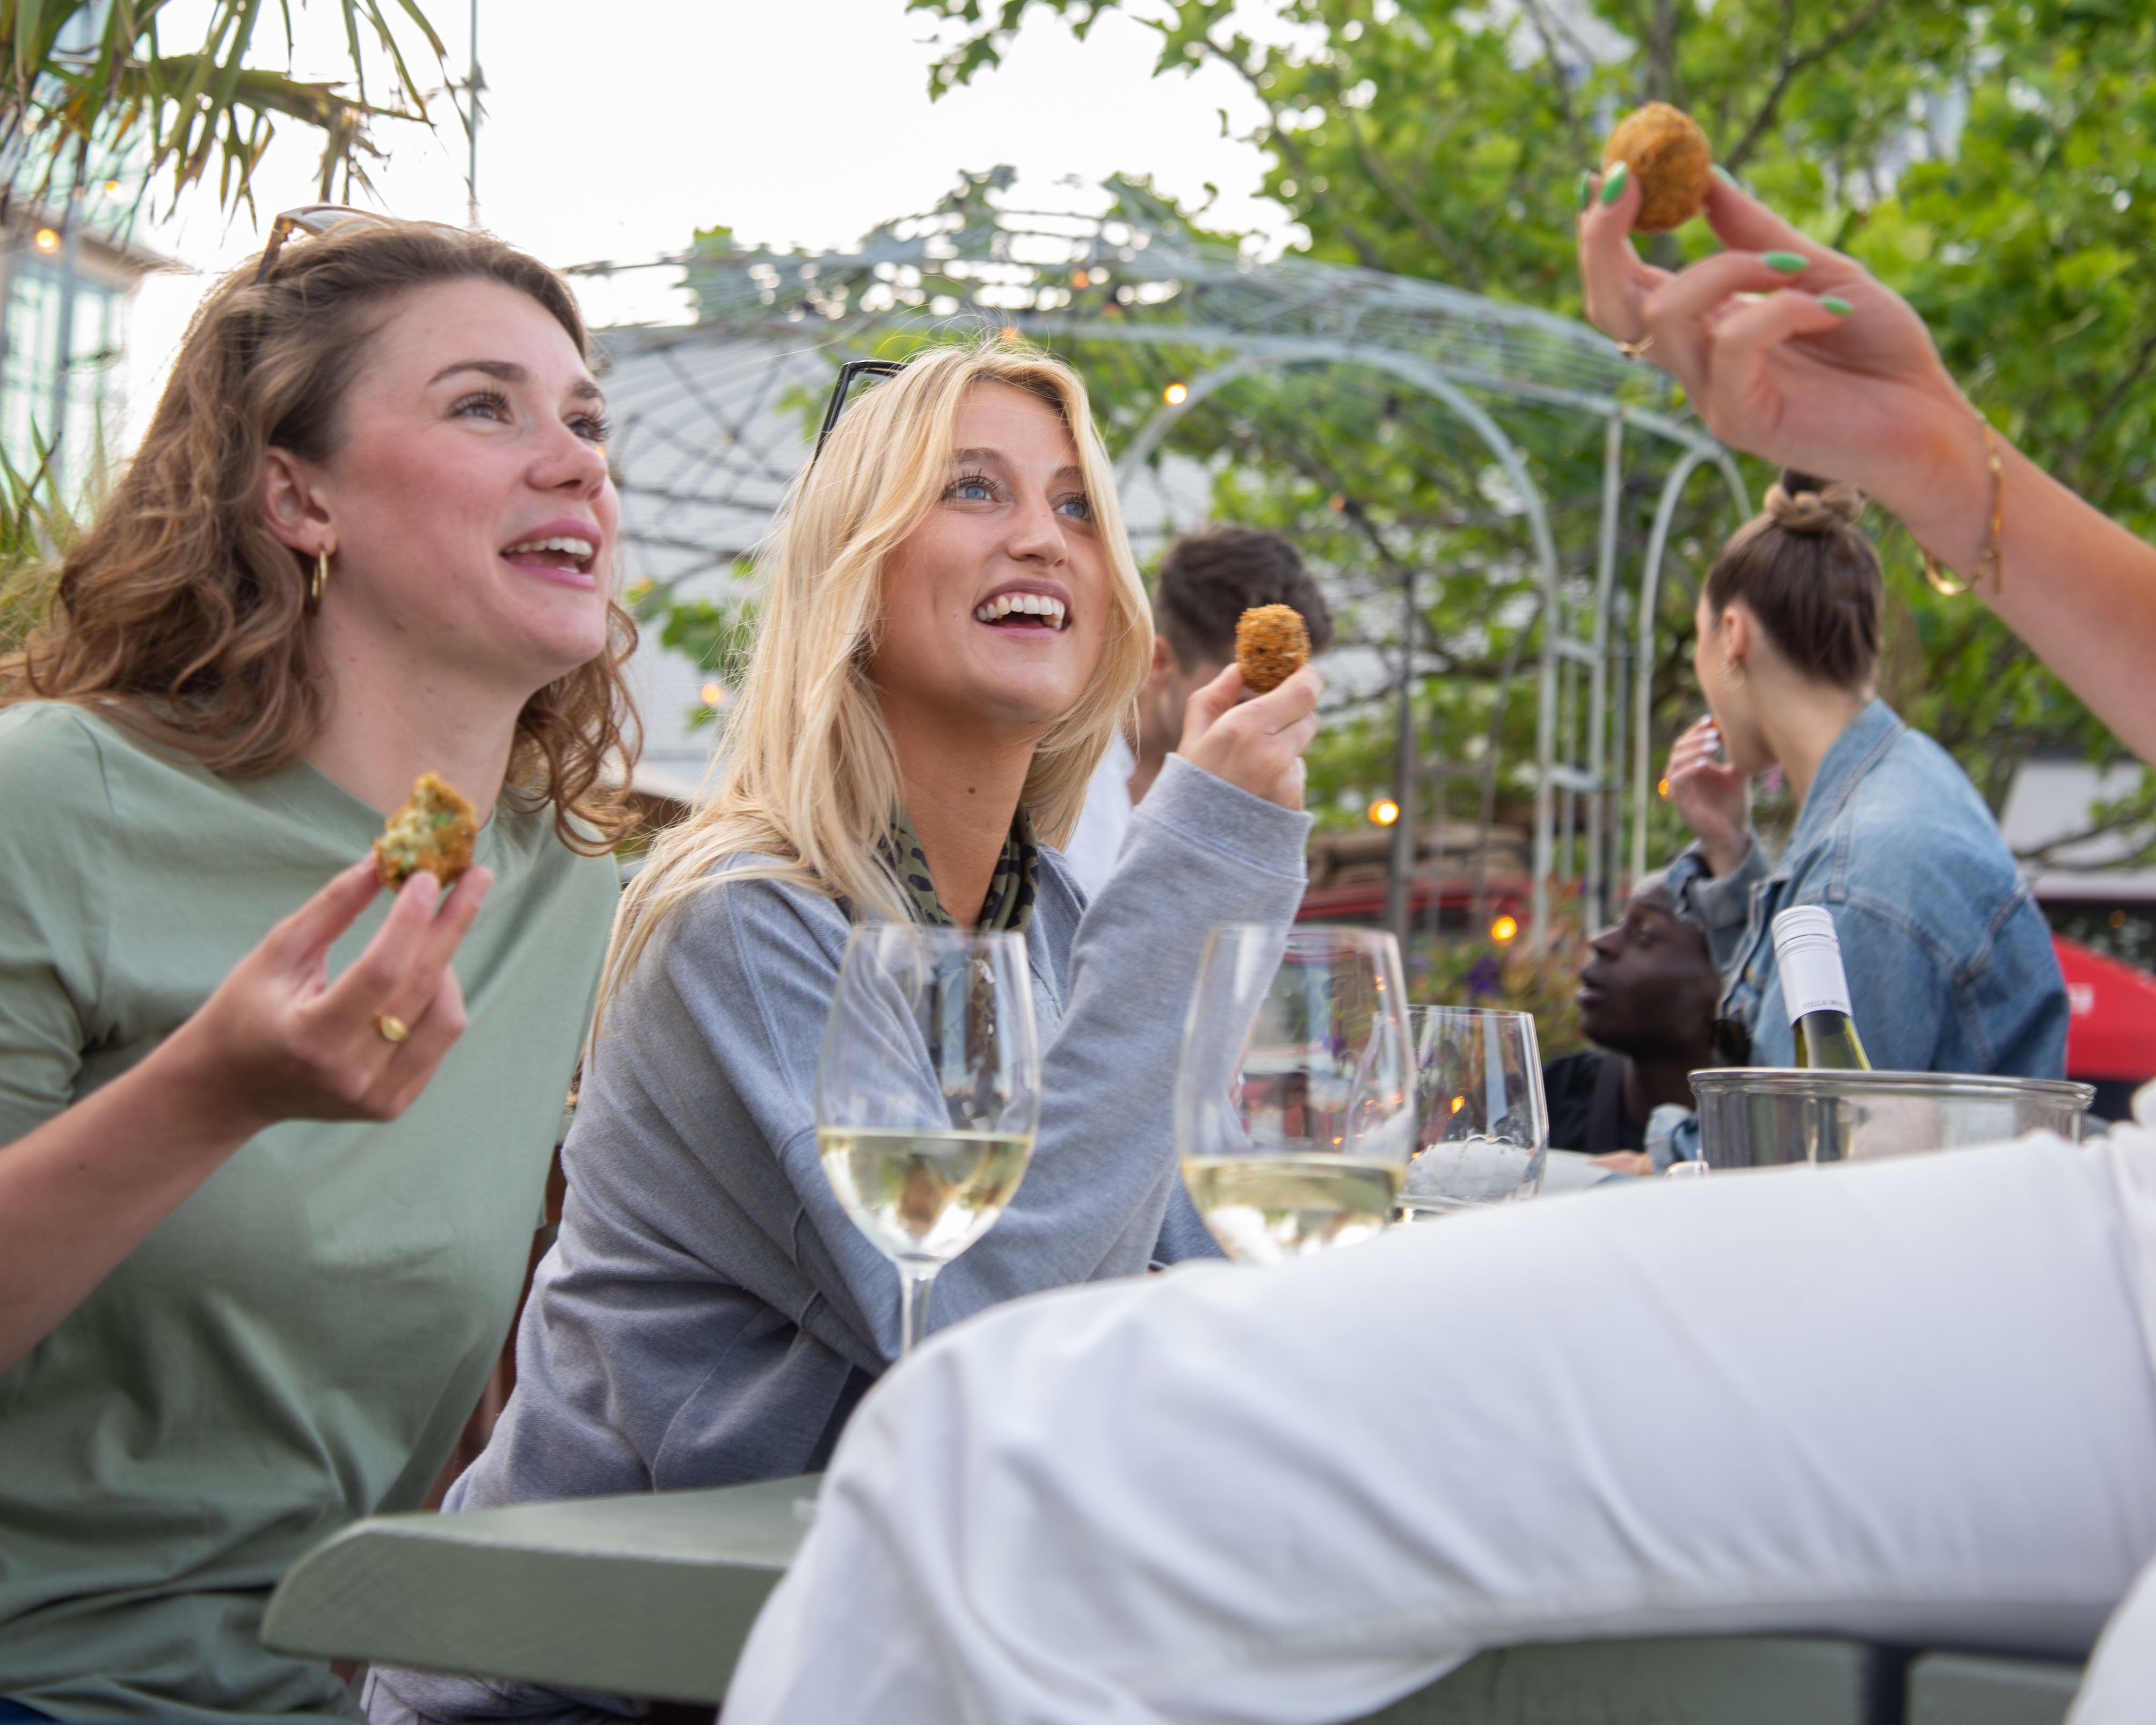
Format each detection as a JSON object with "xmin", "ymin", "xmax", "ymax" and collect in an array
[{"xmin": 1771, "ymin": 906, "xmax": 1871, "ymax": 1070}]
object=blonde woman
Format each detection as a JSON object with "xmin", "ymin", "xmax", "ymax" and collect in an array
[{"xmin": 391, "ymin": 340, "xmax": 1319, "ymax": 1635}]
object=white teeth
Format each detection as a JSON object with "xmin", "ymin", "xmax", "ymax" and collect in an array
[
  {"xmin": 504, "ymin": 535, "xmax": 595, "ymax": 561},
  {"xmin": 970, "ymin": 592, "xmax": 1070, "ymax": 628}
]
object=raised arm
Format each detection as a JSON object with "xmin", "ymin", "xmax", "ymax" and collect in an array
[
  {"xmin": 1578, "ymin": 171, "xmax": 2156, "ymax": 764},
  {"xmin": 0, "ymin": 861, "xmax": 489, "ymax": 1371}
]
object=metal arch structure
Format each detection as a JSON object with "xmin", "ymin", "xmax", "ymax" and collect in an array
[
  {"xmin": 584, "ymin": 172, "xmax": 1750, "ymax": 944},
  {"xmin": 1631, "ymin": 446, "xmax": 1752, "ymax": 883},
  {"xmin": 1113, "ymin": 338, "xmax": 1568, "ymax": 938}
]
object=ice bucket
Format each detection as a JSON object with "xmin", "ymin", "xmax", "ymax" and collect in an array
[{"xmin": 1689, "ymin": 1068, "xmax": 2094, "ymax": 1169}]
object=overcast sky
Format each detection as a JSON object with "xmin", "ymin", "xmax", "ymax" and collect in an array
[{"xmin": 123, "ymin": 0, "xmax": 1295, "ymax": 435}]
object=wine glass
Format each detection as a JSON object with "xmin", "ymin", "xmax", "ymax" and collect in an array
[
  {"xmin": 1174, "ymin": 924, "xmax": 1415, "ymax": 1265},
  {"xmin": 815, "ymin": 923, "xmax": 1040, "ymax": 1357},
  {"xmin": 1401, "ymin": 1006, "xmax": 1548, "ymax": 1217}
]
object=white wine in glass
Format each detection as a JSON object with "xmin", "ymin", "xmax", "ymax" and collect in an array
[
  {"xmin": 815, "ymin": 924, "xmax": 1040, "ymax": 1357},
  {"xmin": 818, "ymin": 1129, "xmax": 1033, "ymax": 1263},
  {"xmin": 1175, "ymin": 925, "xmax": 1415, "ymax": 1265}
]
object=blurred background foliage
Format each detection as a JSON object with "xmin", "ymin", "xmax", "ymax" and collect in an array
[
  {"xmin": 0, "ymin": 440, "xmax": 69, "ymax": 661},
  {"xmin": 905, "ymin": 0, "xmax": 2156, "ymax": 865}
]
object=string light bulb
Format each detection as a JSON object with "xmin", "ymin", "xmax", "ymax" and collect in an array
[
  {"xmin": 1368, "ymin": 798, "xmax": 1400, "ymax": 826},
  {"xmin": 33, "ymin": 228, "xmax": 58, "ymax": 253},
  {"xmin": 1490, "ymin": 914, "xmax": 1520, "ymax": 944},
  {"xmin": 699, "ymin": 681, "xmax": 726, "ymax": 708},
  {"xmin": 1163, "ymin": 382, "xmax": 1188, "ymax": 405}
]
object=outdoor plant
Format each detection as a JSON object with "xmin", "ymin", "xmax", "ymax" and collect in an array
[
  {"xmin": 2, "ymin": 0, "xmax": 448, "ymax": 213},
  {"xmin": 0, "ymin": 441, "xmax": 73, "ymax": 668}
]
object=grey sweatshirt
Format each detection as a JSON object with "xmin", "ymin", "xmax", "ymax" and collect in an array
[
  {"xmin": 365, "ymin": 758, "xmax": 1309, "ymax": 1723},
  {"xmin": 464, "ymin": 753, "xmax": 1305, "ymax": 1470}
]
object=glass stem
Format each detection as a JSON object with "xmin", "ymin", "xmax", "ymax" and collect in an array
[{"xmin": 897, "ymin": 1265, "xmax": 938, "ymax": 1358}]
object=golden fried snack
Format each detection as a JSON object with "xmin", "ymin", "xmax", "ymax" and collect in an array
[
  {"xmin": 1603, "ymin": 102, "xmax": 1714, "ymax": 233},
  {"xmin": 1235, "ymin": 604, "xmax": 1312, "ymax": 695},
  {"xmin": 373, "ymin": 773, "xmax": 478, "ymax": 890}
]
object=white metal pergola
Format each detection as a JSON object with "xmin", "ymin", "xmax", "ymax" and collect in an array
[{"xmin": 583, "ymin": 173, "xmax": 1750, "ymax": 943}]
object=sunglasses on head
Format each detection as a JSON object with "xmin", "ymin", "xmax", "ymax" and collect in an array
[
  {"xmin": 254, "ymin": 205, "xmax": 395, "ymax": 283},
  {"xmin": 812, "ymin": 359, "xmax": 908, "ymax": 462}
]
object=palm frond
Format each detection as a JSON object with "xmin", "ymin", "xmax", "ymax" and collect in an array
[{"xmin": 0, "ymin": 1, "xmax": 446, "ymax": 215}]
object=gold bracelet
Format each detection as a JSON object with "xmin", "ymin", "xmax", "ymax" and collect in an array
[{"xmin": 1921, "ymin": 420, "xmax": 2005, "ymax": 597}]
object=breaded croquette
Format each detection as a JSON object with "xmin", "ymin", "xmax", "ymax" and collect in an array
[
  {"xmin": 373, "ymin": 773, "xmax": 478, "ymax": 890},
  {"xmin": 1603, "ymin": 102, "xmax": 1714, "ymax": 234},
  {"xmin": 1235, "ymin": 604, "xmax": 1312, "ymax": 695}
]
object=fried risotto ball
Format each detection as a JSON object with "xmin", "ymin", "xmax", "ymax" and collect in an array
[
  {"xmin": 1603, "ymin": 102, "xmax": 1714, "ymax": 234},
  {"xmin": 373, "ymin": 772, "xmax": 478, "ymax": 890},
  {"xmin": 1235, "ymin": 604, "xmax": 1312, "ymax": 695}
]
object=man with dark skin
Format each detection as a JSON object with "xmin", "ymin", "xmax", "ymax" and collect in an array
[{"xmin": 1543, "ymin": 875, "xmax": 1733, "ymax": 1171}]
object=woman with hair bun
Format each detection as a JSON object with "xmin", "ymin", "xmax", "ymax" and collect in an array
[
  {"xmin": 0, "ymin": 215, "xmax": 634, "ymax": 1722},
  {"xmin": 1663, "ymin": 467, "xmax": 2065, "ymax": 1075}
]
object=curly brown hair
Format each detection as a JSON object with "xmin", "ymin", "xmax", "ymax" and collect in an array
[{"xmin": 0, "ymin": 217, "xmax": 638, "ymax": 853}]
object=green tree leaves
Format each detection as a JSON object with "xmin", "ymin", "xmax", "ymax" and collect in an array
[{"xmin": 907, "ymin": 0, "xmax": 2156, "ymax": 829}]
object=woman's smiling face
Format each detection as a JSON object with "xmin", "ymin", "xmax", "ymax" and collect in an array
[
  {"xmin": 870, "ymin": 382, "xmax": 1109, "ymax": 737},
  {"xmin": 281, "ymin": 276, "xmax": 618, "ymax": 699}
]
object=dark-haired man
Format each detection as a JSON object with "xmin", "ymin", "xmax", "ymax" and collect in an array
[
  {"xmin": 1063, "ymin": 526, "xmax": 1336, "ymax": 895},
  {"xmin": 1543, "ymin": 875, "xmax": 1738, "ymax": 1173}
]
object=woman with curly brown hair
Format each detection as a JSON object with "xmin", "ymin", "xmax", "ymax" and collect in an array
[{"xmin": 0, "ymin": 213, "xmax": 637, "ymax": 1723}]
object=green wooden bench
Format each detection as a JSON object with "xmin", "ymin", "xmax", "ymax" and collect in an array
[
  {"xmin": 262, "ymin": 1476, "xmax": 2087, "ymax": 1722},
  {"xmin": 1904, "ymin": 1651, "xmax": 2082, "ymax": 1725}
]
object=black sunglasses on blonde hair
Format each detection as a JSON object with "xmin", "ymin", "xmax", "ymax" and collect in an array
[{"xmin": 812, "ymin": 359, "xmax": 908, "ymax": 462}]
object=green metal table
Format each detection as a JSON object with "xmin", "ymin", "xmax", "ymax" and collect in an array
[{"xmin": 263, "ymin": 1476, "xmax": 2086, "ymax": 1722}]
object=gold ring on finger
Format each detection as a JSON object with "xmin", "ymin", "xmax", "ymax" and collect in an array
[
  {"xmin": 1617, "ymin": 333, "xmax": 1655, "ymax": 361},
  {"xmin": 373, "ymin": 1012, "xmax": 410, "ymax": 1045}
]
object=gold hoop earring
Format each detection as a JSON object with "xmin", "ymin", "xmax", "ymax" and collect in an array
[
  {"xmin": 1719, "ymin": 657, "xmax": 1745, "ymax": 688},
  {"xmin": 310, "ymin": 549, "xmax": 330, "ymax": 608}
]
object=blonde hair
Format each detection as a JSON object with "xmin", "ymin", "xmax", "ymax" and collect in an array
[{"xmin": 609, "ymin": 338, "xmax": 1150, "ymax": 987}]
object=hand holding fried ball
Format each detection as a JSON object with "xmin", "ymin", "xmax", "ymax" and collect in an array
[
  {"xmin": 1235, "ymin": 604, "xmax": 1312, "ymax": 694},
  {"xmin": 1181, "ymin": 656, "xmax": 1322, "ymax": 811},
  {"xmin": 0, "ymin": 858, "xmax": 493, "ymax": 1373},
  {"xmin": 374, "ymin": 773, "xmax": 478, "ymax": 889},
  {"xmin": 1603, "ymin": 102, "xmax": 1713, "ymax": 233}
]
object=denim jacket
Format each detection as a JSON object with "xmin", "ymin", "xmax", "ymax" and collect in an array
[{"xmin": 1667, "ymin": 699, "xmax": 2067, "ymax": 1078}]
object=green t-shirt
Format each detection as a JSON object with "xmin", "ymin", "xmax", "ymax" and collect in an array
[{"xmin": 0, "ymin": 703, "xmax": 618, "ymax": 1722}]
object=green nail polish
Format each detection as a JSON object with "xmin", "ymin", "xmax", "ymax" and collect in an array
[
  {"xmin": 1820, "ymin": 295, "xmax": 1853, "ymax": 316},
  {"xmin": 1762, "ymin": 251, "xmax": 1807, "ymax": 272},
  {"xmin": 1599, "ymin": 161, "xmax": 1629, "ymax": 205},
  {"xmin": 1576, "ymin": 171, "xmax": 1593, "ymax": 211},
  {"xmin": 1711, "ymin": 164, "xmax": 1739, "ymax": 188}
]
